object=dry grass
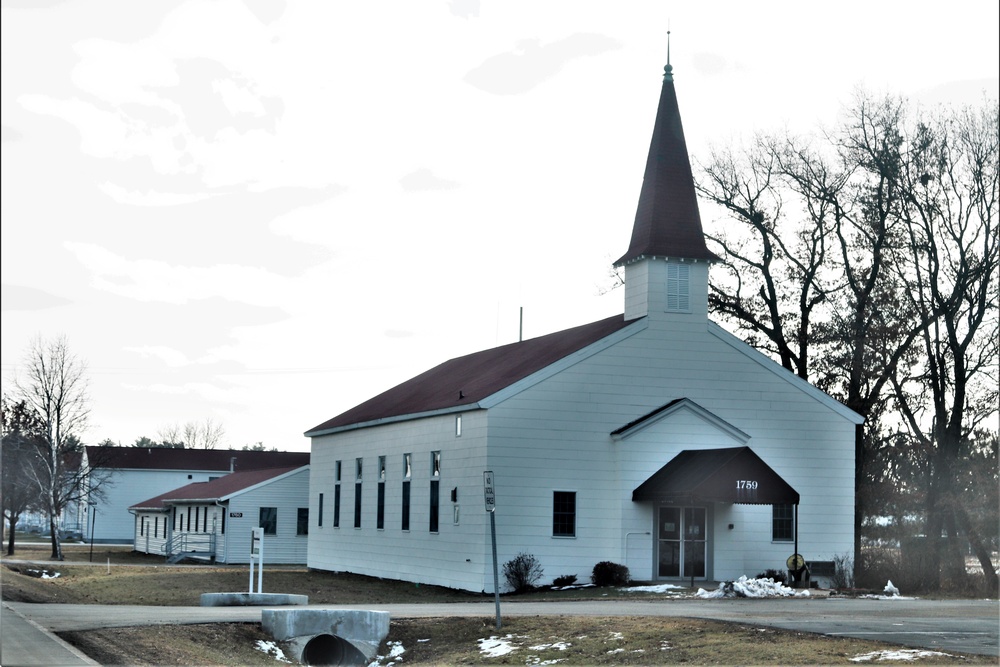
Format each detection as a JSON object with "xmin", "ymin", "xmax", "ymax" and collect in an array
[{"xmin": 3, "ymin": 543, "xmax": 996, "ymax": 665}]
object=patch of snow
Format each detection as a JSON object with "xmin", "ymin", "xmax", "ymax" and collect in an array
[
  {"xmin": 41, "ymin": 571, "xmax": 61, "ymax": 579},
  {"xmin": 607, "ymin": 632, "xmax": 624, "ymax": 641},
  {"xmin": 253, "ymin": 640, "xmax": 290, "ymax": 663},
  {"xmin": 478, "ymin": 635, "xmax": 518, "ymax": 657},
  {"xmin": 621, "ymin": 583, "xmax": 685, "ymax": 594},
  {"xmin": 850, "ymin": 649, "xmax": 952, "ymax": 662},
  {"xmin": 369, "ymin": 640, "xmax": 405, "ymax": 666},
  {"xmin": 607, "ymin": 648, "xmax": 625, "ymax": 654},
  {"xmin": 529, "ymin": 641, "xmax": 570, "ymax": 651},
  {"xmin": 551, "ymin": 583, "xmax": 595, "ymax": 591},
  {"xmin": 884, "ymin": 580, "xmax": 900, "ymax": 596},
  {"xmin": 696, "ymin": 576, "xmax": 811, "ymax": 599}
]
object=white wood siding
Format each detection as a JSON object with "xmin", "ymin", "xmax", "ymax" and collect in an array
[
  {"xmin": 217, "ymin": 468, "xmax": 310, "ymax": 564},
  {"xmin": 92, "ymin": 469, "xmax": 229, "ymax": 542},
  {"xmin": 308, "ymin": 314, "xmax": 856, "ymax": 590},
  {"xmin": 308, "ymin": 410, "xmax": 490, "ymax": 591}
]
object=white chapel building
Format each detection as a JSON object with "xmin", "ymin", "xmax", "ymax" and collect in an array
[{"xmin": 304, "ymin": 61, "xmax": 862, "ymax": 592}]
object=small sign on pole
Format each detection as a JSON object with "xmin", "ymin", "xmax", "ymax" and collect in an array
[
  {"xmin": 248, "ymin": 527, "xmax": 264, "ymax": 594},
  {"xmin": 484, "ymin": 471, "xmax": 501, "ymax": 629}
]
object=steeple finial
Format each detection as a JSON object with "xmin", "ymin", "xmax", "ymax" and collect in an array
[{"xmin": 664, "ymin": 25, "xmax": 673, "ymax": 82}]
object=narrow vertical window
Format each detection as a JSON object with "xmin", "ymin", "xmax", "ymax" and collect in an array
[
  {"xmin": 666, "ymin": 262, "xmax": 690, "ymax": 312},
  {"xmin": 318, "ymin": 493, "xmax": 324, "ymax": 527},
  {"xmin": 455, "ymin": 414, "xmax": 462, "ymax": 437},
  {"xmin": 402, "ymin": 453, "xmax": 412, "ymax": 531},
  {"xmin": 377, "ymin": 456, "xmax": 386, "ymax": 530},
  {"xmin": 140, "ymin": 517, "xmax": 145, "ymax": 537},
  {"xmin": 354, "ymin": 458, "xmax": 363, "ymax": 528},
  {"xmin": 333, "ymin": 485, "xmax": 341, "ymax": 528},
  {"xmin": 553, "ymin": 491, "xmax": 576, "ymax": 537},
  {"xmin": 429, "ymin": 479, "xmax": 440, "ymax": 532},
  {"xmin": 772, "ymin": 503, "xmax": 794, "ymax": 542},
  {"xmin": 429, "ymin": 451, "xmax": 441, "ymax": 532},
  {"xmin": 221, "ymin": 512, "xmax": 226, "ymax": 535},
  {"xmin": 335, "ymin": 460, "xmax": 342, "ymax": 483},
  {"xmin": 297, "ymin": 508, "xmax": 309, "ymax": 536},
  {"xmin": 155, "ymin": 516, "xmax": 159, "ymax": 538}
]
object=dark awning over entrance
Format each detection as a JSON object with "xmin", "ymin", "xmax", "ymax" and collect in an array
[{"xmin": 632, "ymin": 446, "xmax": 799, "ymax": 505}]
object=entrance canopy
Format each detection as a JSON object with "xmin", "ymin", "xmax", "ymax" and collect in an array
[{"xmin": 632, "ymin": 446, "xmax": 799, "ymax": 505}]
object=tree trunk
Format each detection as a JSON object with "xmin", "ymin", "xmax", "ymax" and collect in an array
[
  {"xmin": 6, "ymin": 515, "xmax": 17, "ymax": 556},
  {"xmin": 48, "ymin": 514, "xmax": 63, "ymax": 561},
  {"xmin": 955, "ymin": 505, "xmax": 1000, "ymax": 594}
]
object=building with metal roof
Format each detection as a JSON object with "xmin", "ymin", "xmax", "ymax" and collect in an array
[{"xmin": 304, "ymin": 58, "xmax": 861, "ymax": 591}]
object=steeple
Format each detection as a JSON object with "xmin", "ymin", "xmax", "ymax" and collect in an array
[
  {"xmin": 615, "ymin": 52, "xmax": 718, "ymax": 267},
  {"xmin": 616, "ymin": 49, "xmax": 718, "ymax": 323}
]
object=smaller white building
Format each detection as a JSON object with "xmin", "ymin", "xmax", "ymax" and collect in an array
[{"xmin": 129, "ymin": 465, "xmax": 310, "ymax": 564}]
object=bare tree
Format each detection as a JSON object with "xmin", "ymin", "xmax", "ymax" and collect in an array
[
  {"xmin": 890, "ymin": 99, "xmax": 999, "ymax": 591},
  {"xmin": 698, "ymin": 91, "xmax": 997, "ymax": 587},
  {"xmin": 1, "ymin": 396, "xmax": 47, "ymax": 555},
  {"xmin": 13, "ymin": 336, "xmax": 92, "ymax": 560},
  {"xmin": 157, "ymin": 418, "xmax": 225, "ymax": 449}
]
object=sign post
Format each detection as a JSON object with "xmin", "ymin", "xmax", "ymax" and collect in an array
[
  {"xmin": 249, "ymin": 527, "xmax": 264, "ymax": 594},
  {"xmin": 484, "ymin": 471, "xmax": 501, "ymax": 630}
]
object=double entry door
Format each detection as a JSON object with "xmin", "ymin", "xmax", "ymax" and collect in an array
[{"xmin": 657, "ymin": 506, "xmax": 706, "ymax": 579}]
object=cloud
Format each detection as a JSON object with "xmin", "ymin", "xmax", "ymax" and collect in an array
[
  {"xmin": 1, "ymin": 125, "xmax": 23, "ymax": 142},
  {"xmin": 63, "ymin": 241, "xmax": 294, "ymax": 306},
  {"xmin": 1, "ymin": 284, "xmax": 72, "ymax": 311},
  {"xmin": 98, "ymin": 182, "xmax": 221, "ymax": 206},
  {"xmin": 464, "ymin": 33, "xmax": 621, "ymax": 95},
  {"xmin": 399, "ymin": 168, "xmax": 460, "ymax": 192}
]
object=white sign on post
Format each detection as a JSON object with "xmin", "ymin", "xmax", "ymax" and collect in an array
[
  {"xmin": 484, "ymin": 471, "xmax": 501, "ymax": 629},
  {"xmin": 248, "ymin": 527, "xmax": 264, "ymax": 594},
  {"xmin": 484, "ymin": 471, "xmax": 496, "ymax": 512}
]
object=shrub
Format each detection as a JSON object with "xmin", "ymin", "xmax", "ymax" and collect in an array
[
  {"xmin": 830, "ymin": 552, "xmax": 854, "ymax": 590},
  {"xmin": 756, "ymin": 568, "xmax": 786, "ymax": 584},
  {"xmin": 552, "ymin": 574, "xmax": 577, "ymax": 588},
  {"xmin": 502, "ymin": 552, "xmax": 543, "ymax": 593},
  {"xmin": 591, "ymin": 561, "xmax": 631, "ymax": 587}
]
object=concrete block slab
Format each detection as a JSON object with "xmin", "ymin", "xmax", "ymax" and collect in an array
[{"xmin": 200, "ymin": 592, "xmax": 308, "ymax": 606}]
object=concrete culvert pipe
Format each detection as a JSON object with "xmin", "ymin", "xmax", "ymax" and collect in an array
[{"xmin": 290, "ymin": 633, "xmax": 367, "ymax": 666}]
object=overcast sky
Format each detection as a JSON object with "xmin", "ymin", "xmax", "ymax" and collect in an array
[{"xmin": 3, "ymin": 0, "xmax": 998, "ymax": 452}]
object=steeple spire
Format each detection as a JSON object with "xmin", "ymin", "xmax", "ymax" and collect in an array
[{"xmin": 614, "ymin": 52, "xmax": 718, "ymax": 266}]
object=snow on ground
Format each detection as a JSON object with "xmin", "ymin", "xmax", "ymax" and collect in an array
[
  {"xmin": 368, "ymin": 640, "xmax": 406, "ymax": 666},
  {"xmin": 850, "ymin": 649, "xmax": 953, "ymax": 662},
  {"xmin": 695, "ymin": 575, "xmax": 811, "ymax": 598},
  {"xmin": 860, "ymin": 580, "xmax": 916, "ymax": 600},
  {"xmin": 621, "ymin": 583, "xmax": 686, "ymax": 594},
  {"xmin": 253, "ymin": 640, "xmax": 290, "ymax": 663}
]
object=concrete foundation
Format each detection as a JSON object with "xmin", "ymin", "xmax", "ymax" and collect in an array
[
  {"xmin": 261, "ymin": 609, "xmax": 390, "ymax": 664},
  {"xmin": 199, "ymin": 592, "xmax": 308, "ymax": 606}
]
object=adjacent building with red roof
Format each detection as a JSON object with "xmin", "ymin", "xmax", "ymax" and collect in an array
[
  {"xmin": 304, "ymin": 60, "xmax": 861, "ymax": 592},
  {"xmin": 80, "ymin": 447, "xmax": 309, "ymax": 544},
  {"xmin": 129, "ymin": 464, "xmax": 310, "ymax": 564}
]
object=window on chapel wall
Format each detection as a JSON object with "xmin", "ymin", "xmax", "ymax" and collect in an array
[
  {"xmin": 772, "ymin": 503, "xmax": 794, "ymax": 542},
  {"xmin": 297, "ymin": 508, "xmax": 309, "ymax": 536},
  {"xmin": 553, "ymin": 491, "xmax": 576, "ymax": 537},
  {"xmin": 666, "ymin": 262, "xmax": 690, "ymax": 312}
]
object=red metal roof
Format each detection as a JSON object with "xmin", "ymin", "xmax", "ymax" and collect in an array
[
  {"xmin": 129, "ymin": 465, "xmax": 307, "ymax": 510},
  {"xmin": 306, "ymin": 314, "xmax": 634, "ymax": 434},
  {"xmin": 86, "ymin": 447, "xmax": 309, "ymax": 472},
  {"xmin": 615, "ymin": 65, "xmax": 719, "ymax": 265}
]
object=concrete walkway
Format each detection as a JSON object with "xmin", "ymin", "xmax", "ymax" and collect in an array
[
  {"xmin": 4, "ymin": 597, "xmax": 998, "ymax": 662},
  {"xmin": 1, "ymin": 603, "xmax": 99, "ymax": 667}
]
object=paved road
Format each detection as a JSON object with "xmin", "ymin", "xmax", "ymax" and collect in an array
[{"xmin": 4, "ymin": 596, "xmax": 998, "ymax": 665}]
